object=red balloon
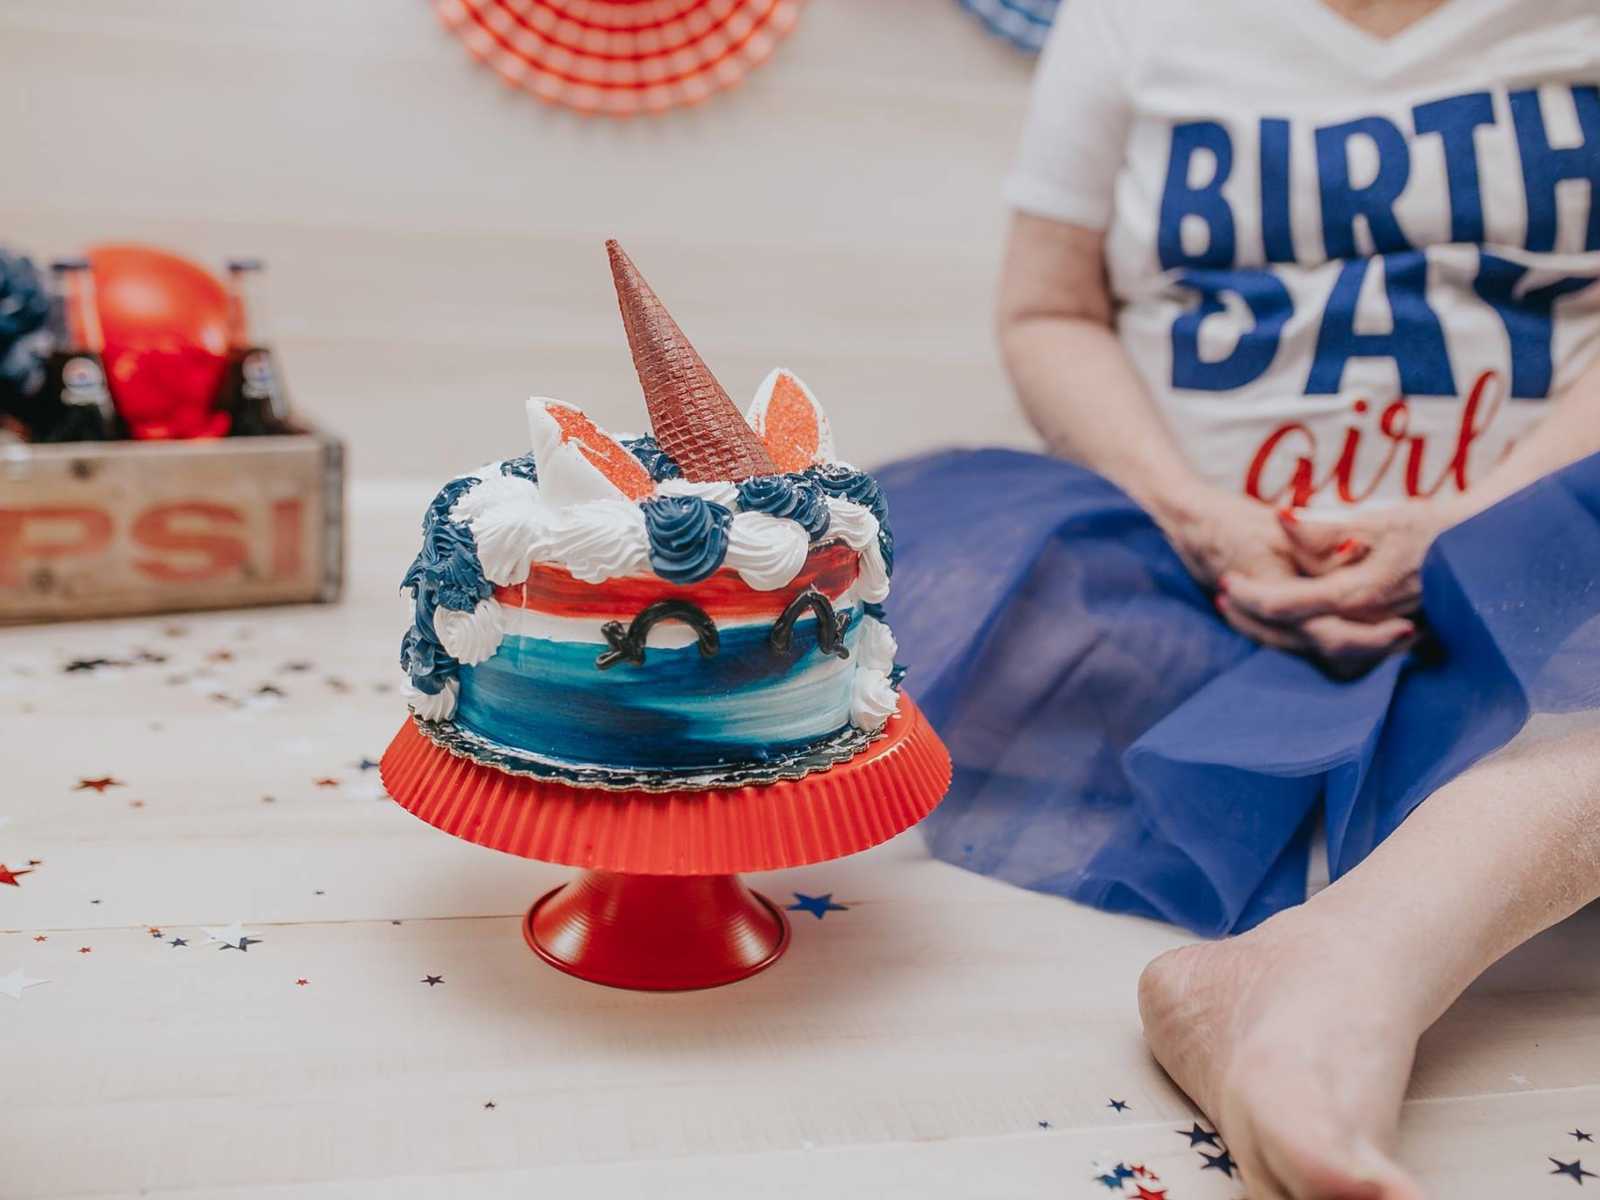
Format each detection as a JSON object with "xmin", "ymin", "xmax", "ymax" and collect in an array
[{"xmin": 88, "ymin": 244, "xmax": 232, "ymax": 440}]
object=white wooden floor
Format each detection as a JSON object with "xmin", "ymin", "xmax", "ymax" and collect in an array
[{"xmin": 3, "ymin": 489, "xmax": 1599, "ymax": 1199}]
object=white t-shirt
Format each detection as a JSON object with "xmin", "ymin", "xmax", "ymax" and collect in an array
[{"xmin": 1008, "ymin": 0, "xmax": 1600, "ymax": 511}]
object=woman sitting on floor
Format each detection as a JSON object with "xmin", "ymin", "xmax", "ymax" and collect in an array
[{"xmin": 882, "ymin": 1, "xmax": 1600, "ymax": 1196}]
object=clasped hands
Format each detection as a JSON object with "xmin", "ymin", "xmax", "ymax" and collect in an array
[{"xmin": 1160, "ymin": 487, "xmax": 1472, "ymax": 676}]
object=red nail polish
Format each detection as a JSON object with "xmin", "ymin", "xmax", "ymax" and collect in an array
[
  {"xmin": 1216, "ymin": 575, "xmax": 1230, "ymax": 594},
  {"xmin": 1278, "ymin": 507, "xmax": 1299, "ymax": 526},
  {"xmin": 1214, "ymin": 594, "xmax": 1228, "ymax": 612}
]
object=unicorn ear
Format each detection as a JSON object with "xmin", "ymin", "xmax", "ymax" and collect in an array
[
  {"xmin": 745, "ymin": 369, "xmax": 835, "ymax": 472},
  {"xmin": 526, "ymin": 397, "xmax": 655, "ymax": 506}
]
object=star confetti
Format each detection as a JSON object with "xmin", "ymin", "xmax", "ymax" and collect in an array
[
  {"xmin": 168, "ymin": 937, "xmax": 188, "ymax": 947},
  {"xmin": 313, "ymin": 778, "xmax": 340, "ymax": 789},
  {"xmin": 201, "ymin": 922, "xmax": 261, "ymax": 952},
  {"xmin": 32, "ymin": 936, "xmax": 46, "ymax": 943},
  {"xmin": 1108, "ymin": 1098, "xmax": 1130, "ymax": 1112},
  {"xmin": 357, "ymin": 758, "xmax": 379, "ymax": 771},
  {"xmin": 74, "ymin": 777, "xmax": 123, "ymax": 793},
  {"xmin": 0, "ymin": 967, "xmax": 48, "ymax": 1000},
  {"xmin": 787, "ymin": 893, "xmax": 848, "ymax": 919},
  {"xmin": 1553, "ymin": 1159, "xmax": 1598, "ymax": 1185},
  {"xmin": 421, "ymin": 975, "xmax": 444, "ymax": 986},
  {"xmin": 1179, "ymin": 1122, "xmax": 1221, "ymax": 1148},
  {"xmin": 0, "ymin": 864, "xmax": 34, "ymax": 887},
  {"xmin": 483, "ymin": 1101, "xmax": 496, "ymax": 1110},
  {"xmin": 77, "ymin": 946, "xmax": 91, "ymax": 954},
  {"xmin": 295, "ymin": 978, "xmax": 309, "ymax": 987},
  {"xmin": 1576, "ymin": 1132, "xmax": 1596, "ymax": 1143},
  {"xmin": 1200, "ymin": 1149, "xmax": 1238, "ymax": 1177}
]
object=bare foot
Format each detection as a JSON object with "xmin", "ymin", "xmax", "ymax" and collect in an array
[{"xmin": 1138, "ymin": 909, "xmax": 1430, "ymax": 1199}]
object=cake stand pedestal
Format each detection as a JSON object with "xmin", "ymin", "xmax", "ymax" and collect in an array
[{"xmin": 380, "ymin": 698, "xmax": 951, "ymax": 991}]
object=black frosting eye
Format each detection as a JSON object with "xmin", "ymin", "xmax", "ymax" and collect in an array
[
  {"xmin": 595, "ymin": 599, "xmax": 720, "ymax": 670},
  {"xmin": 770, "ymin": 589, "xmax": 851, "ymax": 660}
]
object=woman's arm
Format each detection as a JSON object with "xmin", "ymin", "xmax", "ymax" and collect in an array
[{"xmin": 997, "ymin": 213, "xmax": 1203, "ymax": 523}]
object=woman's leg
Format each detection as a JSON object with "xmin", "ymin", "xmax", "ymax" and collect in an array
[{"xmin": 1139, "ymin": 724, "xmax": 1600, "ymax": 1200}]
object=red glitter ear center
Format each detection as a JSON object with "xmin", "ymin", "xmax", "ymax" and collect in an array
[
  {"xmin": 547, "ymin": 404, "xmax": 654, "ymax": 500},
  {"xmin": 761, "ymin": 373, "xmax": 821, "ymax": 472}
]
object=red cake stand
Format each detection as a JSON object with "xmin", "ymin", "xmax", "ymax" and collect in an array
[{"xmin": 380, "ymin": 698, "xmax": 950, "ymax": 991}]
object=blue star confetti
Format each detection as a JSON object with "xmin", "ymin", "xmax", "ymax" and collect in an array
[
  {"xmin": 422, "ymin": 974, "xmax": 444, "ymax": 986},
  {"xmin": 1108, "ymin": 1098, "xmax": 1130, "ymax": 1112},
  {"xmin": 1179, "ymin": 1122, "xmax": 1221, "ymax": 1148},
  {"xmin": 1576, "ymin": 1131, "xmax": 1596, "ymax": 1143},
  {"xmin": 787, "ymin": 893, "xmax": 847, "ymax": 919},
  {"xmin": 1200, "ymin": 1149, "xmax": 1238, "ymax": 1177},
  {"xmin": 1552, "ymin": 1158, "xmax": 1597, "ymax": 1184}
]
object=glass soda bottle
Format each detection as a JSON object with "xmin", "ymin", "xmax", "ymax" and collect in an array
[
  {"xmin": 219, "ymin": 258, "xmax": 291, "ymax": 436},
  {"xmin": 35, "ymin": 258, "xmax": 119, "ymax": 442}
]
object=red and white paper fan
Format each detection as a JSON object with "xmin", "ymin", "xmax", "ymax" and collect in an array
[{"xmin": 435, "ymin": 0, "xmax": 806, "ymax": 117}]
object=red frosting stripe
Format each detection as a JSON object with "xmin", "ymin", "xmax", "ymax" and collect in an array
[{"xmin": 496, "ymin": 540, "xmax": 859, "ymax": 618}]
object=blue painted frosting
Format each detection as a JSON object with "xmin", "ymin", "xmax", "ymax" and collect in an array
[
  {"xmin": 640, "ymin": 496, "xmax": 732, "ymax": 584},
  {"xmin": 623, "ymin": 434, "xmax": 683, "ymax": 481},
  {"xmin": 735, "ymin": 473, "xmax": 832, "ymax": 540},
  {"xmin": 456, "ymin": 612, "xmax": 862, "ymax": 768},
  {"xmin": 400, "ymin": 476, "xmax": 494, "ymax": 695}
]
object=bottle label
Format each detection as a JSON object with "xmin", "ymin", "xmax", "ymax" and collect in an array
[
  {"xmin": 241, "ymin": 350, "xmax": 286, "ymax": 421},
  {"xmin": 60, "ymin": 356, "xmax": 113, "ymax": 417}
]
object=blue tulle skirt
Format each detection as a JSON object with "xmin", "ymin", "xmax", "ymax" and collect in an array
[{"xmin": 877, "ymin": 448, "xmax": 1600, "ymax": 937}]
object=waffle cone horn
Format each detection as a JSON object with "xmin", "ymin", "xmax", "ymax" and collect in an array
[{"xmin": 607, "ymin": 240, "xmax": 777, "ymax": 482}]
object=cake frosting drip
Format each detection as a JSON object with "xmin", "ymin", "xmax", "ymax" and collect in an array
[{"xmin": 640, "ymin": 495, "xmax": 733, "ymax": 584}]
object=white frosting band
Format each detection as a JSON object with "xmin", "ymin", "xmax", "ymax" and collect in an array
[
  {"xmin": 405, "ymin": 676, "xmax": 459, "ymax": 721},
  {"xmin": 655, "ymin": 477, "xmax": 740, "ymax": 507},
  {"xmin": 724, "ymin": 511, "xmax": 810, "ymax": 591},
  {"xmin": 434, "ymin": 598, "xmax": 506, "ymax": 666},
  {"xmin": 535, "ymin": 499, "xmax": 652, "ymax": 584},
  {"xmin": 451, "ymin": 472, "xmax": 544, "ymax": 586}
]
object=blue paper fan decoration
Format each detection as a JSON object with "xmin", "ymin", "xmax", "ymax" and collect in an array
[{"xmin": 958, "ymin": 0, "xmax": 1061, "ymax": 54}]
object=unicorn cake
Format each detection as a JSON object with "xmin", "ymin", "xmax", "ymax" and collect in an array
[{"xmin": 398, "ymin": 242, "xmax": 901, "ymax": 787}]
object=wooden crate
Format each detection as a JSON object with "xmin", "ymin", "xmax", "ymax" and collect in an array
[{"xmin": 0, "ymin": 430, "xmax": 344, "ymax": 623}]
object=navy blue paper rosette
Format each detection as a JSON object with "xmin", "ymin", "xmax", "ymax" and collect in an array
[{"xmin": 957, "ymin": 0, "xmax": 1062, "ymax": 54}]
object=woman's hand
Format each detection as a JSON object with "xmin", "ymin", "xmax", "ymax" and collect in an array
[
  {"xmin": 1153, "ymin": 486, "xmax": 1417, "ymax": 675},
  {"xmin": 1221, "ymin": 495, "xmax": 1473, "ymax": 629}
]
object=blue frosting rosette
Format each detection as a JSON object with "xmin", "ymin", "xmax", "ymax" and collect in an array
[
  {"xmin": 641, "ymin": 495, "xmax": 733, "ymax": 584},
  {"xmin": 0, "ymin": 247, "xmax": 52, "ymax": 413}
]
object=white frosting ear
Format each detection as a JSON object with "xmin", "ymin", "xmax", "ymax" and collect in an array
[
  {"xmin": 526, "ymin": 397, "xmax": 628, "ymax": 507},
  {"xmin": 746, "ymin": 368, "xmax": 836, "ymax": 469}
]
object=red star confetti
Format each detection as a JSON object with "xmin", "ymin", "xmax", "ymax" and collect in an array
[
  {"xmin": 313, "ymin": 778, "xmax": 339, "ymax": 789},
  {"xmin": 74, "ymin": 777, "xmax": 123, "ymax": 793},
  {"xmin": 207, "ymin": 649, "xmax": 234, "ymax": 663},
  {"xmin": 77, "ymin": 946, "xmax": 92, "ymax": 954},
  {"xmin": 31, "ymin": 935, "xmax": 46, "ymax": 943},
  {"xmin": 0, "ymin": 864, "xmax": 34, "ymax": 887},
  {"xmin": 295, "ymin": 978, "xmax": 309, "ymax": 987}
]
